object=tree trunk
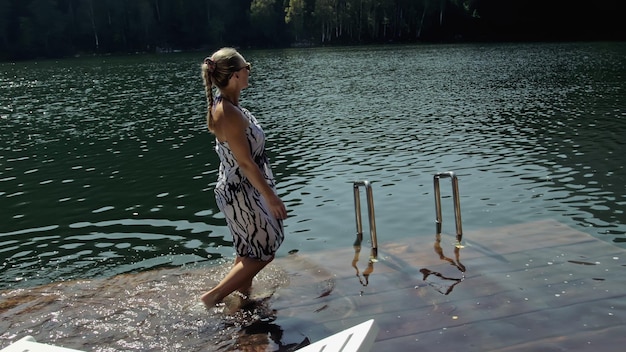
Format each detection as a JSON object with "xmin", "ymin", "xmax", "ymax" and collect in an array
[
  {"xmin": 88, "ymin": 0, "xmax": 99, "ymax": 50},
  {"xmin": 440, "ymin": 0, "xmax": 444, "ymax": 26},
  {"xmin": 417, "ymin": 4, "xmax": 427, "ymax": 39},
  {"xmin": 358, "ymin": 0, "xmax": 362, "ymax": 41},
  {"xmin": 154, "ymin": 0, "xmax": 161, "ymax": 22}
]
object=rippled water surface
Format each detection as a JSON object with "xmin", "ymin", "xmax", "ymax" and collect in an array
[{"xmin": 1, "ymin": 42, "xmax": 625, "ymax": 349}]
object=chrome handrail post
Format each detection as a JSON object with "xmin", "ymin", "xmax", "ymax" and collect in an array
[
  {"xmin": 353, "ymin": 182, "xmax": 363, "ymax": 240},
  {"xmin": 451, "ymin": 174, "xmax": 463, "ymax": 242},
  {"xmin": 353, "ymin": 180, "xmax": 378, "ymax": 260},
  {"xmin": 365, "ymin": 183, "xmax": 378, "ymax": 258},
  {"xmin": 434, "ymin": 175, "xmax": 443, "ymax": 235},
  {"xmin": 433, "ymin": 171, "xmax": 463, "ymax": 244}
]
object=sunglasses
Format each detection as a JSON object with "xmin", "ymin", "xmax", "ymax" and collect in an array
[{"xmin": 237, "ymin": 62, "xmax": 251, "ymax": 71}]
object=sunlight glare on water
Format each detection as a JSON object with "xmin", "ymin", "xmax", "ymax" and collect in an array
[{"xmin": 1, "ymin": 262, "xmax": 300, "ymax": 351}]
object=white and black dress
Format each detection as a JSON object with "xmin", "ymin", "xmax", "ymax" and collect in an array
[{"xmin": 213, "ymin": 99, "xmax": 284, "ymax": 261}]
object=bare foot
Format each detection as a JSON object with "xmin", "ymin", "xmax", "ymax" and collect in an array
[{"xmin": 200, "ymin": 292, "xmax": 221, "ymax": 309}]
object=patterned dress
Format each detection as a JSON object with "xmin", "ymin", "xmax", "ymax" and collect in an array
[{"xmin": 214, "ymin": 98, "xmax": 284, "ymax": 261}]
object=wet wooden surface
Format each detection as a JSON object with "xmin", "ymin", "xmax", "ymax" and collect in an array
[
  {"xmin": 1, "ymin": 219, "xmax": 624, "ymax": 351},
  {"xmin": 273, "ymin": 219, "xmax": 626, "ymax": 351}
]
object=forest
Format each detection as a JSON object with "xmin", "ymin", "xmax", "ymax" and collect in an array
[{"xmin": 0, "ymin": 0, "xmax": 623, "ymax": 61}]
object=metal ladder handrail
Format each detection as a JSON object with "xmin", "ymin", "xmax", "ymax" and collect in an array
[
  {"xmin": 433, "ymin": 171, "xmax": 463, "ymax": 243},
  {"xmin": 353, "ymin": 180, "xmax": 378, "ymax": 260}
]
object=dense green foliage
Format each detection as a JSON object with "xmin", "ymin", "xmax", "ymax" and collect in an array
[{"xmin": 0, "ymin": 0, "xmax": 622, "ymax": 61}]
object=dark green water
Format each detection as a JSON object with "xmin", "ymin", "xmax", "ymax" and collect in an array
[
  {"xmin": 1, "ymin": 41, "xmax": 625, "ymax": 350},
  {"xmin": 1, "ymin": 42, "xmax": 625, "ymax": 290}
]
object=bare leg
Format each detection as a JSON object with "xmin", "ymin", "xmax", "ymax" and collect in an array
[
  {"xmin": 233, "ymin": 256, "xmax": 253, "ymax": 297},
  {"xmin": 201, "ymin": 256, "xmax": 273, "ymax": 309}
]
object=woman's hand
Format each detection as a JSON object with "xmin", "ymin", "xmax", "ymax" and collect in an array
[{"xmin": 266, "ymin": 193, "xmax": 287, "ymax": 220}]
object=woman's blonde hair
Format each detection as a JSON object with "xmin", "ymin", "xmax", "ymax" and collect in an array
[{"xmin": 201, "ymin": 47, "xmax": 245, "ymax": 132}]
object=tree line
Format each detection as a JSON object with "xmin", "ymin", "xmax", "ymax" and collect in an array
[{"xmin": 0, "ymin": 0, "xmax": 622, "ymax": 61}]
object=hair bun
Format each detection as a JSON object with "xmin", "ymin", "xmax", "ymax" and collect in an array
[{"xmin": 204, "ymin": 57, "xmax": 216, "ymax": 73}]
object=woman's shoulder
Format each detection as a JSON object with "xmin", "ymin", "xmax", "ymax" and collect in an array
[
  {"xmin": 223, "ymin": 102, "xmax": 248, "ymax": 123},
  {"xmin": 213, "ymin": 101, "xmax": 248, "ymax": 140}
]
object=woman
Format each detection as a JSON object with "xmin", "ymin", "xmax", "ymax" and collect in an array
[{"xmin": 200, "ymin": 47, "xmax": 287, "ymax": 309}]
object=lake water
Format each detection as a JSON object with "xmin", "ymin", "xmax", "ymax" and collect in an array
[{"xmin": 1, "ymin": 42, "xmax": 625, "ymax": 350}]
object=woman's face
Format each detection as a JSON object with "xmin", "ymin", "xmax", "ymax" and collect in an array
[{"xmin": 233, "ymin": 57, "xmax": 251, "ymax": 89}]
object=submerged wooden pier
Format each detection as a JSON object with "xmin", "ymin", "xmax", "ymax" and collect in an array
[
  {"xmin": 1, "ymin": 220, "xmax": 624, "ymax": 351},
  {"xmin": 274, "ymin": 219, "xmax": 626, "ymax": 351}
]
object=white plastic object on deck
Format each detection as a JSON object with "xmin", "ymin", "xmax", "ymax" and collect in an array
[
  {"xmin": 0, "ymin": 336, "xmax": 86, "ymax": 352},
  {"xmin": 296, "ymin": 319, "xmax": 379, "ymax": 352},
  {"xmin": 2, "ymin": 319, "xmax": 379, "ymax": 352}
]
